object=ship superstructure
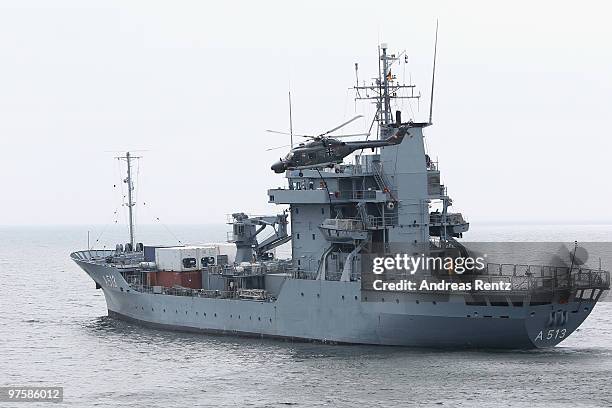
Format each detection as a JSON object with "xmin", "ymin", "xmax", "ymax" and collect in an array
[{"xmin": 71, "ymin": 43, "xmax": 609, "ymax": 348}]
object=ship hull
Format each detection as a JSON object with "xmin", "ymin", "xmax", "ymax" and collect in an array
[{"xmin": 74, "ymin": 254, "xmax": 599, "ymax": 349}]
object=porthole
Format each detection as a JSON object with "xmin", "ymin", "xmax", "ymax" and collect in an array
[
  {"xmin": 433, "ymin": 301, "xmax": 437, "ymax": 305},
  {"xmin": 301, "ymin": 292, "xmax": 304, "ymax": 296},
  {"xmin": 416, "ymin": 300, "xmax": 420, "ymax": 304},
  {"xmin": 381, "ymin": 298, "xmax": 385, "ymax": 302},
  {"xmin": 151, "ymin": 308, "xmax": 154, "ymax": 312},
  {"xmin": 163, "ymin": 309, "xmax": 166, "ymax": 313},
  {"xmin": 354, "ymin": 296, "xmax": 358, "ymax": 300},
  {"xmin": 258, "ymin": 317, "xmax": 261, "ymax": 321},
  {"xmin": 342, "ymin": 295, "xmax": 345, "ymax": 300},
  {"xmin": 214, "ymin": 313, "xmax": 217, "ymax": 317},
  {"xmin": 317, "ymin": 293, "xmax": 320, "ymax": 298},
  {"xmin": 395, "ymin": 299, "xmax": 399, "ymax": 304},
  {"xmin": 269, "ymin": 318, "xmax": 272, "ymax": 323}
]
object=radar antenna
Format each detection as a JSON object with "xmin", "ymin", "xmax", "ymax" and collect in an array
[{"xmin": 352, "ymin": 43, "xmax": 420, "ymax": 138}]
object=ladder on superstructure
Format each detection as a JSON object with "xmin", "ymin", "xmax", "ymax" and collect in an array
[{"xmin": 372, "ymin": 162, "xmax": 397, "ymax": 202}]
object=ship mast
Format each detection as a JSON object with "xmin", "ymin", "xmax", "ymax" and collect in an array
[
  {"xmin": 353, "ymin": 43, "xmax": 420, "ymax": 138},
  {"xmin": 116, "ymin": 151, "xmax": 140, "ymax": 250},
  {"xmin": 381, "ymin": 45, "xmax": 392, "ymax": 125}
]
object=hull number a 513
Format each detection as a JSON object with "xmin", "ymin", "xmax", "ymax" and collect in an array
[{"xmin": 535, "ymin": 329, "xmax": 567, "ymax": 341}]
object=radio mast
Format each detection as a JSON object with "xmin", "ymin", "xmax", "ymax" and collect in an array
[{"xmin": 116, "ymin": 151, "xmax": 141, "ymax": 250}]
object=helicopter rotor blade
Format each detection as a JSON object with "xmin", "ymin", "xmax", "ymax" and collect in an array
[
  {"xmin": 265, "ymin": 130, "xmax": 291, "ymax": 136},
  {"xmin": 267, "ymin": 130, "xmax": 314, "ymax": 138},
  {"xmin": 294, "ymin": 132, "xmax": 370, "ymax": 140},
  {"xmin": 265, "ymin": 144, "xmax": 291, "ymax": 151},
  {"xmin": 268, "ymin": 114, "xmax": 364, "ymax": 139},
  {"xmin": 328, "ymin": 133, "xmax": 371, "ymax": 138},
  {"xmin": 319, "ymin": 115, "xmax": 364, "ymax": 137}
]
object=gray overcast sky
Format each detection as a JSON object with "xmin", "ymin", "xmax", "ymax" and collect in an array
[{"xmin": 1, "ymin": 0, "xmax": 611, "ymax": 226}]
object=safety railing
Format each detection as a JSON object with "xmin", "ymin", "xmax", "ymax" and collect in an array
[
  {"xmin": 429, "ymin": 213, "xmax": 466, "ymax": 225},
  {"xmin": 320, "ymin": 216, "xmax": 399, "ymax": 230},
  {"xmin": 365, "ymin": 215, "xmax": 399, "ymax": 228},
  {"xmin": 329, "ymin": 190, "xmax": 389, "ymax": 201},
  {"xmin": 321, "ymin": 218, "xmax": 365, "ymax": 231},
  {"xmin": 132, "ymin": 285, "xmax": 275, "ymax": 301}
]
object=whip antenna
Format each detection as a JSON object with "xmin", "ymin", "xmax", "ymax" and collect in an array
[
  {"xmin": 428, "ymin": 20, "xmax": 439, "ymax": 125},
  {"xmin": 288, "ymin": 90, "xmax": 294, "ymax": 148}
]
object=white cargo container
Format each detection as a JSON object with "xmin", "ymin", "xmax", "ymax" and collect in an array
[
  {"xmin": 193, "ymin": 245, "xmax": 219, "ymax": 269},
  {"xmin": 190, "ymin": 243, "xmax": 237, "ymax": 265},
  {"xmin": 154, "ymin": 247, "xmax": 199, "ymax": 272},
  {"xmin": 155, "ymin": 244, "xmax": 237, "ymax": 271},
  {"xmin": 208, "ymin": 243, "xmax": 237, "ymax": 264}
]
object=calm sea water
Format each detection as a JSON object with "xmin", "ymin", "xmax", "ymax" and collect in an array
[{"xmin": 0, "ymin": 224, "xmax": 611, "ymax": 408}]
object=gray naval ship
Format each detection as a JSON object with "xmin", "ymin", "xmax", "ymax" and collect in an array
[{"xmin": 72, "ymin": 43, "xmax": 609, "ymax": 348}]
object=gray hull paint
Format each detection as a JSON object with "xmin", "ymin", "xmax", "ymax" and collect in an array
[{"xmin": 75, "ymin": 257, "xmax": 596, "ymax": 349}]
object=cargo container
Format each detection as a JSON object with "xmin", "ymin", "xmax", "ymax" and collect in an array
[
  {"xmin": 143, "ymin": 245, "xmax": 173, "ymax": 262},
  {"xmin": 195, "ymin": 243, "xmax": 237, "ymax": 264},
  {"xmin": 154, "ymin": 244, "xmax": 236, "ymax": 272},
  {"xmin": 154, "ymin": 247, "xmax": 199, "ymax": 272},
  {"xmin": 148, "ymin": 270, "xmax": 202, "ymax": 289}
]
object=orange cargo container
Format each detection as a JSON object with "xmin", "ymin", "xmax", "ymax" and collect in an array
[{"xmin": 148, "ymin": 271, "xmax": 202, "ymax": 289}]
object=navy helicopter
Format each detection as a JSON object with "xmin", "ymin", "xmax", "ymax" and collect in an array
[{"xmin": 267, "ymin": 115, "xmax": 408, "ymax": 174}]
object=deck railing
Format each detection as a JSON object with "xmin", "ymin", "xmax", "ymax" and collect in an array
[{"xmin": 132, "ymin": 285, "xmax": 274, "ymax": 301}]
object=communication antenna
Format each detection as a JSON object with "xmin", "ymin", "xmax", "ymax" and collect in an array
[
  {"xmin": 288, "ymin": 91, "xmax": 294, "ymax": 148},
  {"xmin": 428, "ymin": 19, "xmax": 439, "ymax": 125},
  {"xmin": 115, "ymin": 151, "xmax": 142, "ymax": 249},
  {"xmin": 352, "ymin": 43, "xmax": 419, "ymax": 137}
]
